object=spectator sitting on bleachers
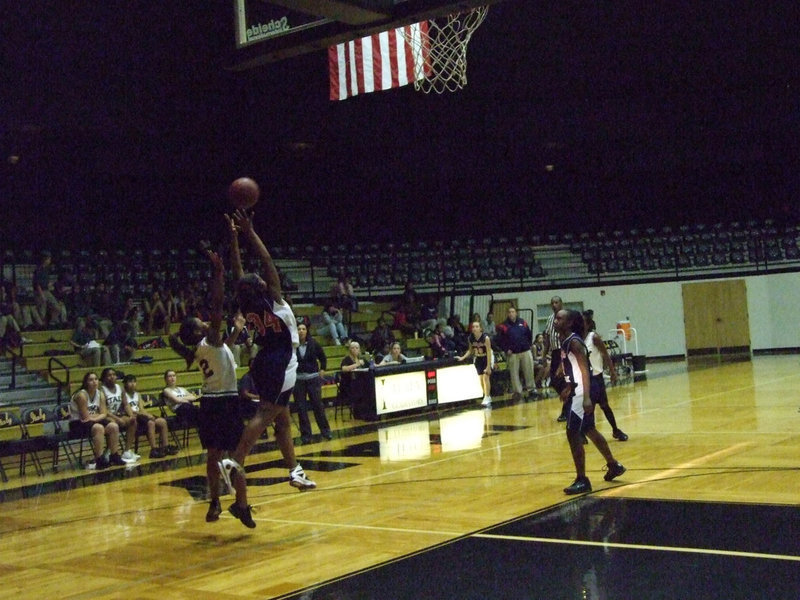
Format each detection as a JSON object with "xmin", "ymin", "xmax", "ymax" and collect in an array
[
  {"xmin": 426, "ymin": 323, "xmax": 453, "ymax": 359},
  {"xmin": 104, "ymin": 321, "xmax": 137, "ymax": 364},
  {"xmin": 397, "ymin": 280, "xmax": 419, "ymax": 312},
  {"xmin": 119, "ymin": 297, "xmax": 143, "ymax": 334},
  {"xmin": 0, "ymin": 285, "xmax": 24, "ymax": 347},
  {"xmin": 71, "ymin": 317, "xmax": 112, "ymax": 366},
  {"xmin": 91, "ymin": 281, "xmax": 115, "ymax": 337},
  {"xmin": 331, "ymin": 274, "xmax": 358, "ymax": 312},
  {"xmin": 447, "ymin": 314, "xmax": 469, "ymax": 353},
  {"xmin": 144, "ymin": 290, "xmax": 170, "ymax": 335},
  {"xmin": 31, "ymin": 250, "xmax": 67, "ymax": 328},
  {"xmin": 418, "ymin": 295, "xmax": 440, "ymax": 332},
  {"xmin": 368, "ymin": 317, "xmax": 395, "ymax": 357},
  {"xmin": 1, "ymin": 280, "xmax": 28, "ymax": 331},
  {"xmin": 165, "ymin": 289, "xmax": 186, "ymax": 325},
  {"xmin": 321, "ymin": 302, "xmax": 348, "ymax": 345},
  {"xmin": 391, "ymin": 302, "xmax": 419, "ymax": 337}
]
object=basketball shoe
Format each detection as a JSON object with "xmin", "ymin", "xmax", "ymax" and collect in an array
[
  {"xmin": 218, "ymin": 458, "xmax": 242, "ymax": 495},
  {"xmin": 603, "ymin": 461, "xmax": 626, "ymax": 482},
  {"xmin": 289, "ymin": 464, "xmax": 317, "ymax": 491},
  {"xmin": 564, "ymin": 477, "xmax": 592, "ymax": 495},
  {"xmin": 228, "ymin": 502, "xmax": 256, "ymax": 529},
  {"xmin": 206, "ymin": 498, "xmax": 222, "ymax": 522}
]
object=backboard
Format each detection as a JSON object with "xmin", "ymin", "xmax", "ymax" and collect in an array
[{"xmin": 229, "ymin": 0, "xmax": 504, "ymax": 70}]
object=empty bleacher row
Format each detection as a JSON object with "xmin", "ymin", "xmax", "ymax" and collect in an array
[
  {"xmin": 570, "ymin": 220, "xmax": 800, "ymax": 275},
  {"xmin": 3, "ymin": 219, "xmax": 799, "ymax": 307},
  {"xmin": 322, "ymin": 241, "xmax": 546, "ymax": 288}
]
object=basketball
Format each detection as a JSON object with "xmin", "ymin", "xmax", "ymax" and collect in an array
[{"xmin": 228, "ymin": 177, "xmax": 260, "ymax": 210}]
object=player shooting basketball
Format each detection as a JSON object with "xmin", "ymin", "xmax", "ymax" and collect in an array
[{"xmin": 218, "ymin": 208, "xmax": 316, "ymax": 529}]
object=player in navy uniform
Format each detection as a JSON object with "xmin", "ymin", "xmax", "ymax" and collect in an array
[
  {"xmin": 554, "ymin": 309, "xmax": 626, "ymax": 494},
  {"xmin": 219, "ymin": 209, "xmax": 316, "ymax": 528},
  {"xmin": 168, "ymin": 249, "xmax": 247, "ymax": 524},
  {"xmin": 456, "ymin": 319, "xmax": 493, "ymax": 406}
]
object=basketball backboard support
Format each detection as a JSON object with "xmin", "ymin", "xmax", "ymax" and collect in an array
[{"xmin": 229, "ymin": 0, "xmax": 504, "ymax": 70}]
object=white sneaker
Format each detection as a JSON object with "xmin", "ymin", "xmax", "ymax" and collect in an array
[
  {"xmin": 218, "ymin": 458, "xmax": 242, "ymax": 495},
  {"xmin": 481, "ymin": 396, "xmax": 492, "ymax": 407},
  {"xmin": 289, "ymin": 464, "xmax": 317, "ymax": 491},
  {"xmin": 121, "ymin": 449, "xmax": 140, "ymax": 462}
]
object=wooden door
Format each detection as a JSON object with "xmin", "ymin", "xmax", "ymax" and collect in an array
[
  {"xmin": 682, "ymin": 280, "xmax": 750, "ymax": 355},
  {"xmin": 491, "ymin": 299, "xmax": 516, "ymax": 326}
]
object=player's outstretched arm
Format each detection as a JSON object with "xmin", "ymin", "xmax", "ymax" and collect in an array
[
  {"xmin": 225, "ymin": 312, "xmax": 246, "ymax": 349},
  {"xmin": 206, "ymin": 250, "xmax": 225, "ymax": 346},
  {"xmin": 230, "ymin": 208, "xmax": 281, "ymax": 303},
  {"xmin": 169, "ymin": 334, "xmax": 196, "ymax": 370},
  {"xmin": 224, "ymin": 213, "xmax": 244, "ymax": 283}
]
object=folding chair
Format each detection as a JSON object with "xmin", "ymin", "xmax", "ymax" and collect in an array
[
  {"xmin": 157, "ymin": 393, "xmax": 196, "ymax": 451},
  {"xmin": 54, "ymin": 404, "xmax": 92, "ymax": 469},
  {"xmin": 0, "ymin": 411, "xmax": 22, "ymax": 482},
  {"xmin": 332, "ymin": 372, "xmax": 352, "ymax": 421},
  {"xmin": 0, "ymin": 410, "xmax": 39, "ymax": 481},
  {"xmin": 20, "ymin": 406, "xmax": 56, "ymax": 476}
]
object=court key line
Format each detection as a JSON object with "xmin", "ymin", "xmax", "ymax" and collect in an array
[
  {"xmin": 221, "ymin": 513, "xmax": 464, "ymax": 538},
  {"xmin": 472, "ymin": 532, "xmax": 800, "ymax": 563}
]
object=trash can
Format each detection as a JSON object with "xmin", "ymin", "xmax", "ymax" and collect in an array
[
  {"xmin": 616, "ymin": 320, "xmax": 632, "ymax": 340},
  {"xmin": 632, "ymin": 355, "xmax": 647, "ymax": 372}
]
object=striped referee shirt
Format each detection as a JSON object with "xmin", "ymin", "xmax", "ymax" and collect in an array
[{"xmin": 544, "ymin": 312, "xmax": 560, "ymax": 356}]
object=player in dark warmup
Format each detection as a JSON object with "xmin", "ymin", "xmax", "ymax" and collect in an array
[
  {"xmin": 554, "ymin": 309, "xmax": 626, "ymax": 494},
  {"xmin": 219, "ymin": 209, "xmax": 316, "ymax": 529}
]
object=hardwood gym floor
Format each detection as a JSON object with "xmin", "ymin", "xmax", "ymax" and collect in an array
[{"xmin": 0, "ymin": 356, "xmax": 798, "ymax": 599}]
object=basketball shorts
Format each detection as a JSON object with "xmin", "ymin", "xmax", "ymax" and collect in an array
[
  {"xmin": 69, "ymin": 418, "xmax": 110, "ymax": 437},
  {"xmin": 567, "ymin": 408, "xmax": 596, "ymax": 435},
  {"xmin": 474, "ymin": 356, "xmax": 488, "ymax": 375},
  {"xmin": 589, "ymin": 374, "xmax": 608, "ymax": 405},
  {"xmin": 198, "ymin": 396, "xmax": 244, "ymax": 451},
  {"xmin": 251, "ymin": 350, "xmax": 293, "ymax": 405}
]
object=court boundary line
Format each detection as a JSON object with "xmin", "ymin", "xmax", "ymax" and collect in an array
[{"xmin": 472, "ymin": 532, "xmax": 800, "ymax": 562}]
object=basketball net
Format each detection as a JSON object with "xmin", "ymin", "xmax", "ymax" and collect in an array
[{"xmin": 405, "ymin": 6, "xmax": 489, "ymax": 94}]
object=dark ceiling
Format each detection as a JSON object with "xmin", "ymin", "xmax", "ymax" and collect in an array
[{"xmin": 2, "ymin": 1, "xmax": 798, "ymax": 249}]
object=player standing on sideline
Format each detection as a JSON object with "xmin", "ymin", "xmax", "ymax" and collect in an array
[
  {"xmin": 583, "ymin": 310, "xmax": 628, "ymax": 441},
  {"xmin": 456, "ymin": 319, "xmax": 494, "ymax": 406},
  {"xmin": 554, "ymin": 309, "xmax": 626, "ymax": 494},
  {"xmin": 219, "ymin": 209, "xmax": 316, "ymax": 529},
  {"xmin": 168, "ymin": 249, "xmax": 247, "ymax": 523}
]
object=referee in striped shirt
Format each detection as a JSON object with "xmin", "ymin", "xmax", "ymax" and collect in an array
[{"xmin": 542, "ymin": 295, "xmax": 569, "ymax": 421}]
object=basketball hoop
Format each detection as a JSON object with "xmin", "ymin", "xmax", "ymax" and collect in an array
[{"xmin": 405, "ymin": 6, "xmax": 489, "ymax": 94}]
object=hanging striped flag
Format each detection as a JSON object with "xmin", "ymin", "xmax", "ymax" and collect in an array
[{"xmin": 329, "ymin": 22, "xmax": 431, "ymax": 101}]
